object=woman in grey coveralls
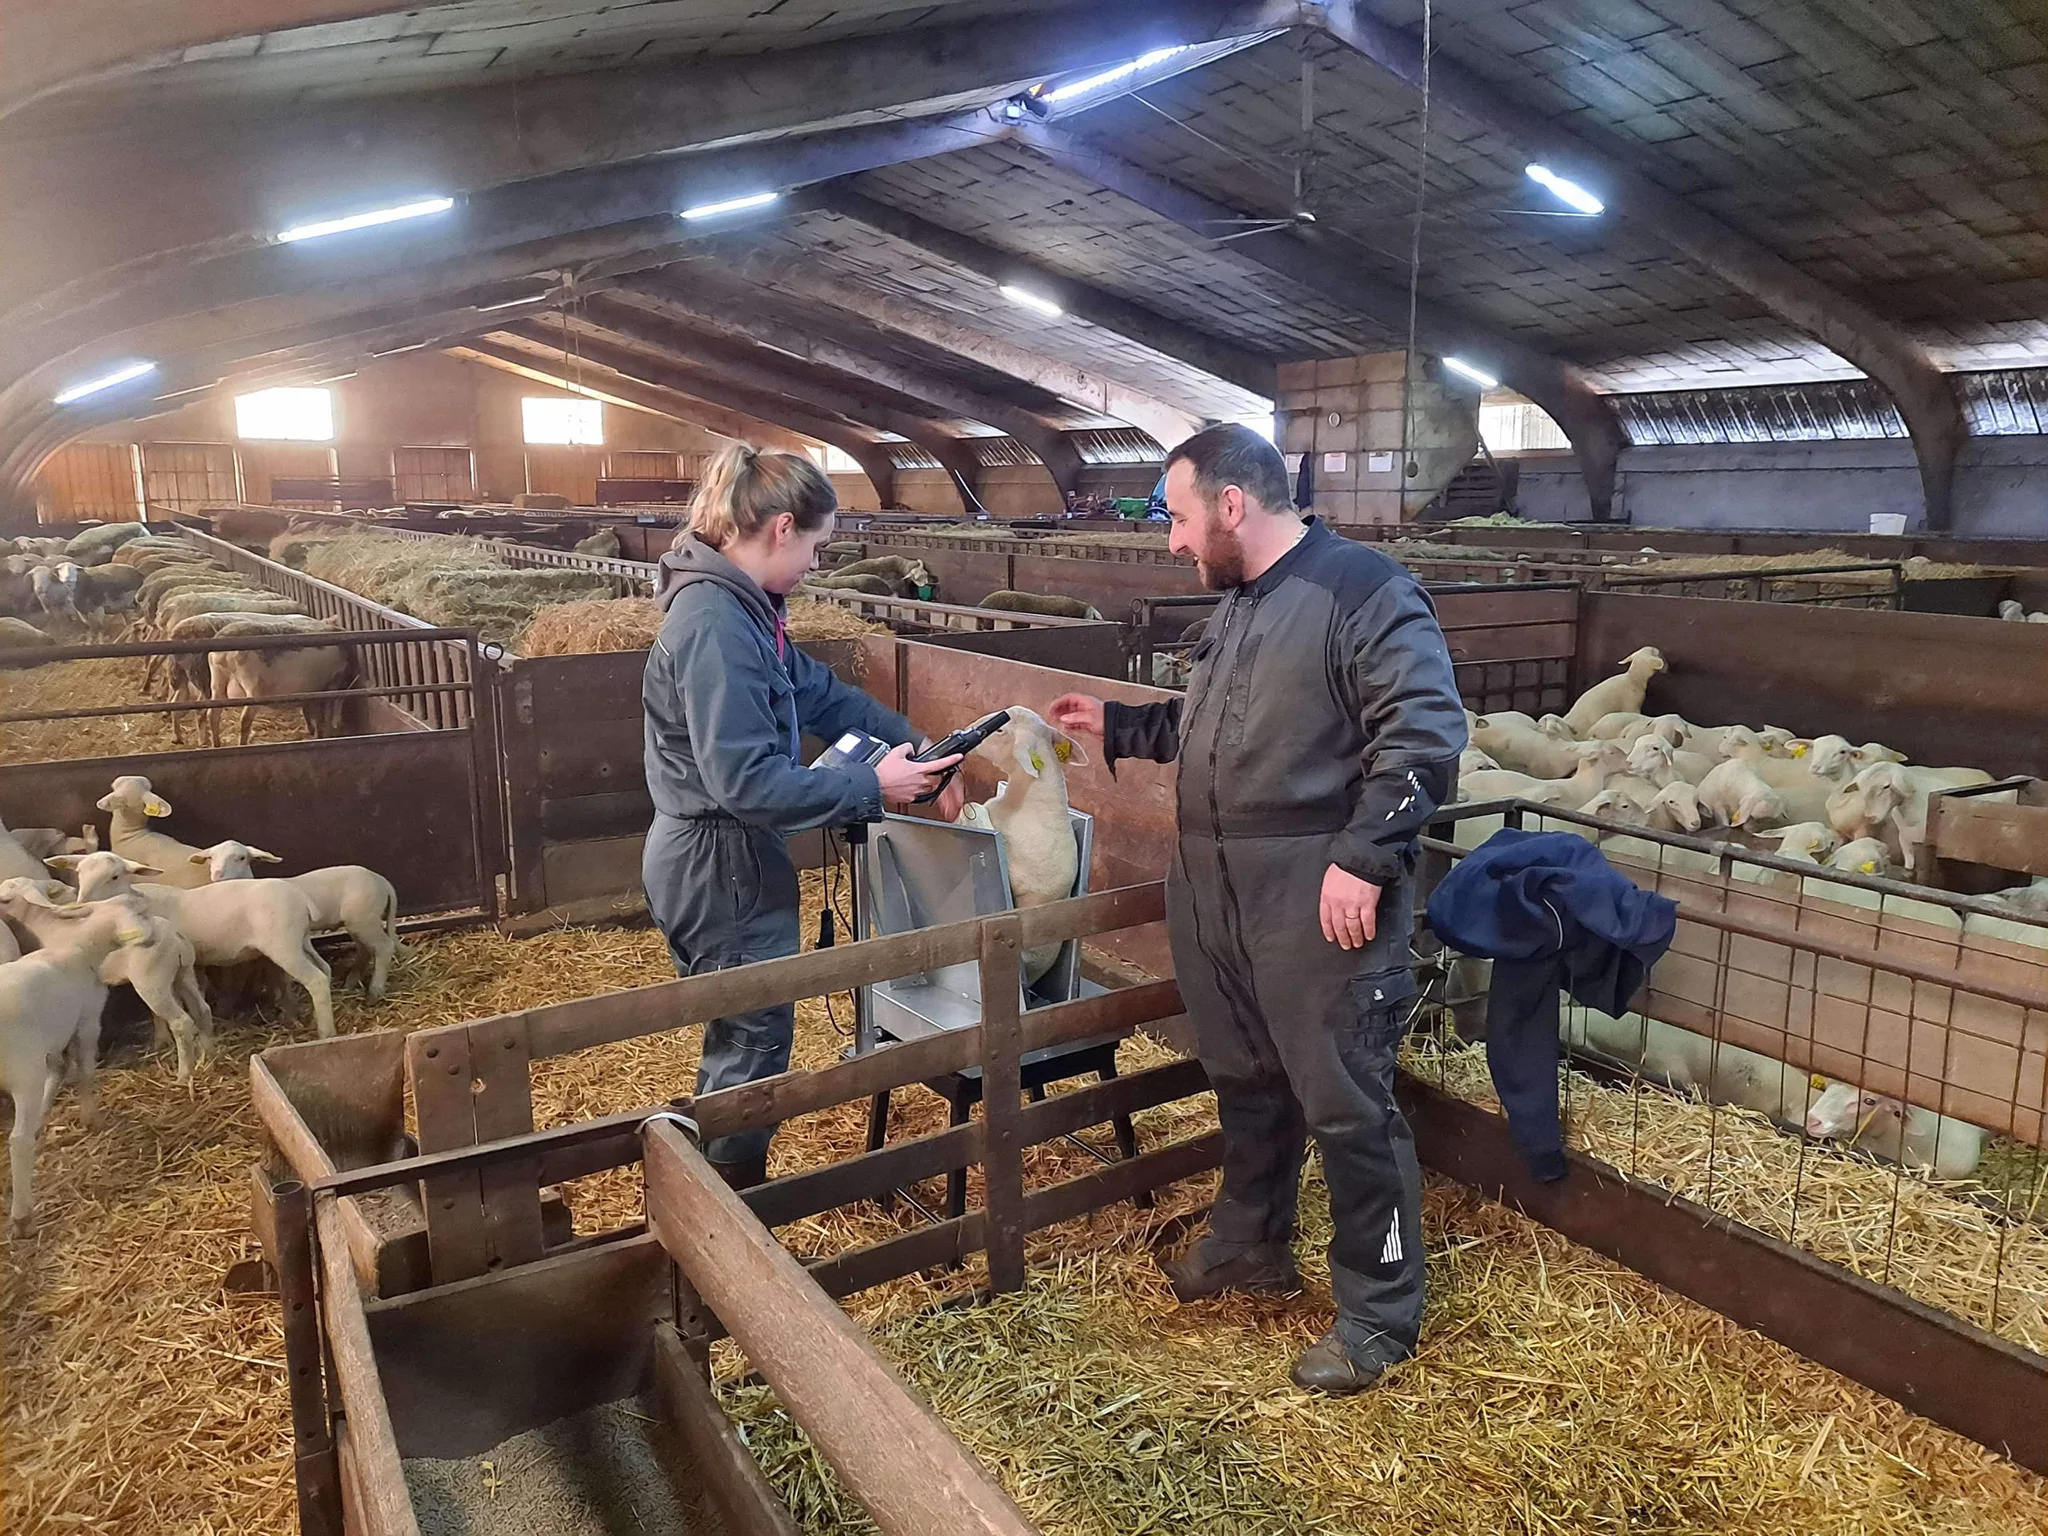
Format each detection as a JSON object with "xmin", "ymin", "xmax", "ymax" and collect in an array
[{"xmin": 641, "ymin": 446, "xmax": 961, "ymax": 1188}]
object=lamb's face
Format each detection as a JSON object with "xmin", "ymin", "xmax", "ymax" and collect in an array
[
  {"xmin": 1627, "ymin": 735, "xmax": 1673, "ymax": 778},
  {"xmin": 1805, "ymin": 1083, "xmax": 1903, "ymax": 1141},
  {"xmin": 1656, "ymin": 785, "xmax": 1703, "ymax": 831},
  {"xmin": 976, "ymin": 706, "xmax": 1086, "ymax": 781}
]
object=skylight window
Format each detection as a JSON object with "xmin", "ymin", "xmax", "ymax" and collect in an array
[
  {"xmin": 235, "ymin": 387, "xmax": 334, "ymax": 441},
  {"xmin": 523, "ymin": 397, "xmax": 604, "ymax": 446}
]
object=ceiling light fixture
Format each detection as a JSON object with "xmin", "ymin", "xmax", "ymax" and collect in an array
[
  {"xmin": 475, "ymin": 293, "xmax": 552, "ymax": 313},
  {"xmin": 1444, "ymin": 357, "xmax": 1500, "ymax": 390},
  {"xmin": 1041, "ymin": 45, "xmax": 1192, "ymax": 105},
  {"xmin": 1524, "ymin": 164, "xmax": 1603, "ymax": 215},
  {"xmin": 679, "ymin": 190, "xmax": 779, "ymax": 221},
  {"xmin": 999, "ymin": 284, "xmax": 1063, "ymax": 318},
  {"xmin": 276, "ymin": 196, "xmax": 455, "ymax": 243},
  {"xmin": 52, "ymin": 360, "xmax": 156, "ymax": 405}
]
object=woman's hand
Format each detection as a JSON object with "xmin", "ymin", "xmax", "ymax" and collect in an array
[
  {"xmin": 1049, "ymin": 693, "xmax": 1105, "ymax": 742},
  {"xmin": 875, "ymin": 743, "xmax": 962, "ymax": 806}
]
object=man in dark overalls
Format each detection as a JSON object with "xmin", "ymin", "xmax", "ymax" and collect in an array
[{"xmin": 1052, "ymin": 424, "xmax": 1466, "ymax": 1392}]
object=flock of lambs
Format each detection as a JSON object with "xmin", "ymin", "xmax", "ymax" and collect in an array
[
  {"xmin": 0, "ymin": 776, "xmax": 397, "ymax": 1233},
  {"xmin": 0, "ymin": 522, "xmax": 356, "ymax": 745},
  {"xmin": 1453, "ymin": 645, "xmax": 2048, "ymax": 1180}
]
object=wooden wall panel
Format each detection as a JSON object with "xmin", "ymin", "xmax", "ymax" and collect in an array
[
  {"xmin": 605, "ymin": 449, "xmax": 678, "ymax": 480},
  {"xmin": 240, "ymin": 444, "xmax": 337, "ymax": 503},
  {"xmin": 36, "ymin": 442, "xmax": 140, "ymax": 523},
  {"xmin": 140, "ymin": 442, "xmax": 238, "ymax": 513},
  {"xmin": 393, "ymin": 447, "xmax": 475, "ymax": 503},
  {"xmin": 524, "ymin": 447, "xmax": 600, "ymax": 506}
]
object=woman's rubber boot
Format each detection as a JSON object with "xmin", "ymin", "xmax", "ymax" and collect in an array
[{"xmin": 709, "ymin": 1153, "xmax": 769, "ymax": 1191}]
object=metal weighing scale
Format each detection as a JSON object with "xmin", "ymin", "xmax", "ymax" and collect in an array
[{"xmin": 850, "ymin": 809, "xmax": 1146, "ymax": 1220}]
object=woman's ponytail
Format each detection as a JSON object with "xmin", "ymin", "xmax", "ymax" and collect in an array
[{"xmin": 680, "ymin": 443, "xmax": 836, "ymax": 551}]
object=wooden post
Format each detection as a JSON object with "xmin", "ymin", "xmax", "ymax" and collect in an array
[
  {"xmin": 313, "ymin": 1196, "xmax": 423, "ymax": 1536},
  {"xmin": 274, "ymin": 1181, "xmax": 343, "ymax": 1536},
  {"xmin": 643, "ymin": 1122, "xmax": 1040, "ymax": 1536},
  {"xmin": 978, "ymin": 916, "xmax": 1027, "ymax": 1295}
]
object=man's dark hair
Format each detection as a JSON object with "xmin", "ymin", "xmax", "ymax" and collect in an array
[{"xmin": 1165, "ymin": 422, "xmax": 1294, "ymax": 514}]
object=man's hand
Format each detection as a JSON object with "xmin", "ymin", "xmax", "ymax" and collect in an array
[
  {"xmin": 1049, "ymin": 692, "xmax": 1105, "ymax": 742},
  {"xmin": 1319, "ymin": 864, "xmax": 1382, "ymax": 950}
]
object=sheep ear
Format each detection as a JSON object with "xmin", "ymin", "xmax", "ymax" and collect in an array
[
  {"xmin": 251, "ymin": 847, "xmax": 282, "ymax": 863},
  {"xmin": 94, "ymin": 794, "xmax": 114, "ymax": 812},
  {"xmin": 143, "ymin": 796, "xmax": 172, "ymax": 817},
  {"xmin": 81, "ymin": 825, "xmax": 99, "ymax": 850},
  {"xmin": 1051, "ymin": 733, "xmax": 1088, "ymax": 768},
  {"xmin": 43, "ymin": 855, "xmax": 81, "ymax": 872},
  {"xmin": 187, "ymin": 852, "xmax": 210, "ymax": 864},
  {"xmin": 126, "ymin": 861, "xmax": 162, "ymax": 876}
]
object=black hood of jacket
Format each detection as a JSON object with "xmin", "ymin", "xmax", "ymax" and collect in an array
[{"xmin": 654, "ymin": 534, "xmax": 781, "ymax": 633}]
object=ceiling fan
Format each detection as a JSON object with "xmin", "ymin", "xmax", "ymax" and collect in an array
[{"xmin": 1199, "ymin": 51, "xmax": 1323, "ymax": 244}]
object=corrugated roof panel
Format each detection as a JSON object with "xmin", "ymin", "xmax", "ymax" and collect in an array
[{"xmin": 1070, "ymin": 427, "xmax": 1165, "ymax": 466}]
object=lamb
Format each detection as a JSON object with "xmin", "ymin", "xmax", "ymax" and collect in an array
[
  {"xmin": 1458, "ymin": 747, "xmax": 1502, "ymax": 777},
  {"xmin": 1560, "ymin": 646, "xmax": 1665, "ymax": 736},
  {"xmin": 0, "ymin": 887, "xmax": 152, "ymax": 1233},
  {"xmin": 59, "ymin": 521, "xmax": 149, "ymax": 565},
  {"xmin": 1804, "ymin": 1082, "xmax": 1987, "ymax": 1178},
  {"xmin": 193, "ymin": 840, "xmax": 400, "ymax": 999},
  {"xmin": 832, "ymin": 555, "xmax": 936, "ymax": 595},
  {"xmin": 807, "ymin": 572, "xmax": 895, "ymax": 597},
  {"xmin": 1770, "ymin": 823, "xmax": 1839, "ymax": 863},
  {"xmin": 1468, "ymin": 714, "xmax": 1584, "ymax": 778},
  {"xmin": 1695, "ymin": 758, "xmax": 1786, "ymax": 829},
  {"xmin": 0, "ymin": 615, "xmax": 55, "ymax": 654},
  {"xmin": 96, "ymin": 776, "xmax": 213, "ymax": 889},
  {"xmin": 955, "ymin": 707, "xmax": 1087, "ymax": 985},
  {"xmin": 1625, "ymin": 734, "xmax": 1718, "ymax": 788},
  {"xmin": 110, "ymin": 536, "xmax": 205, "ymax": 568},
  {"xmin": 1148, "ymin": 652, "xmax": 1191, "ymax": 688},
  {"xmin": 978, "ymin": 590, "xmax": 1105, "ymax": 622},
  {"xmin": 1828, "ymin": 837, "xmax": 1894, "ymax": 877},
  {"xmin": 153, "ymin": 588, "xmax": 307, "ymax": 631},
  {"xmin": 7, "ymin": 826, "xmax": 97, "ymax": 862},
  {"xmin": 573, "ymin": 528, "xmax": 621, "ymax": 557},
  {"xmin": 1714, "ymin": 730, "xmax": 1835, "ymax": 822},
  {"xmin": 1585, "ymin": 711, "xmax": 1662, "ymax": 743},
  {"xmin": 71, "ymin": 852, "xmax": 336, "ymax": 1038},
  {"xmin": 205, "ymin": 627, "xmax": 355, "ymax": 745},
  {"xmin": 1570, "ymin": 1012, "xmax": 1819, "ymax": 1126},
  {"xmin": 0, "ymin": 876, "xmax": 213, "ymax": 1083},
  {"xmin": 1457, "ymin": 743, "xmax": 1627, "ymax": 813},
  {"xmin": 0, "ymin": 807, "xmax": 50, "ymax": 884},
  {"xmin": 1639, "ymin": 781, "xmax": 1707, "ymax": 833},
  {"xmin": 154, "ymin": 611, "xmax": 326, "ymax": 719}
]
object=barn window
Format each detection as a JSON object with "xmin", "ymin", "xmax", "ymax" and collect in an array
[
  {"xmin": 235, "ymin": 387, "xmax": 335, "ymax": 442},
  {"xmin": 522, "ymin": 397, "xmax": 604, "ymax": 446},
  {"xmin": 807, "ymin": 445, "xmax": 864, "ymax": 475}
]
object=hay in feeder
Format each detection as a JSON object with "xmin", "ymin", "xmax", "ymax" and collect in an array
[
  {"xmin": 291, "ymin": 532, "xmax": 613, "ymax": 643},
  {"xmin": 0, "ymin": 654, "xmax": 310, "ymax": 764},
  {"xmin": 516, "ymin": 598, "xmax": 665, "ymax": 656},
  {"xmin": 1624, "ymin": 547, "xmax": 1987, "ymax": 580},
  {"xmin": 785, "ymin": 597, "xmax": 887, "ymax": 641}
]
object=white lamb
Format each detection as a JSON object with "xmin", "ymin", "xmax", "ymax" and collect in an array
[
  {"xmin": 0, "ymin": 891, "xmax": 152, "ymax": 1232},
  {"xmin": 1828, "ymin": 838, "xmax": 1895, "ymax": 877},
  {"xmin": 1560, "ymin": 646, "xmax": 1666, "ymax": 736},
  {"xmin": 956, "ymin": 708, "xmax": 1088, "ymax": 986},
  {"xmin": 71, "ymin": 851, "xmax": 336, "ymax": 1038},
  {"xmin": 0, "ymin": 808, "xmax": 49, "ymax": 884},
  {"xmin": 1468, "ymin": 714, "xmax": 1585, "ymax": 778},
  {"xmin": 0, "ymin": 876, "xmax": 214, "ymax": 1083},
  {"xmin": 1770, "ymin": 823, "xmax": 1839, "ymax": 863},
  {"xmin": 1696, "ymin": 758, "xmax": 1786, "ymax": 829},
  {"xmin": 1804, "ymin": 1082, "xmax": 1987, "ymax": 1178},
  {"xmin": 192, "ymin": 841, "xmax": 400, "ymax": 999},
  {"xmin": 1625, "ymin": 734, "xmax": 1719, "ymax": 789},
  {"xmin": 97, "ymin": 776, "xmax": 212, "ymax": 890}
]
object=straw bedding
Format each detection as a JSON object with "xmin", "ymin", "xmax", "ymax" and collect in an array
[
  {"xmin": 5, "ymin": 875, "xmax": 2046, "ymax": 1534},
  {"xmin": 1624, "ymin": 547, "xmax": 1987, "ymax": 580},
  {"xmin": 0, "ymin": 653, "xmax": 310, "ymax": 765}
]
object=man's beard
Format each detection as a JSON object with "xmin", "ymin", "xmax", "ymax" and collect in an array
[{"xmin": 1195, "ymin": 514, "xmax": 1247, "ymax": 591}]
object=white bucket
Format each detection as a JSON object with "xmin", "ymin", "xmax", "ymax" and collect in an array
[{"xmin": 1869, "ymin": 513, "xmax": 1908, "ymax": 536}]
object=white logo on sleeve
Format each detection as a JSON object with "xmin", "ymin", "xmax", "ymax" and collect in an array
[{"xmin": 1379, "ymin": 1213, "xmax": 1404, "ymax": 1266}]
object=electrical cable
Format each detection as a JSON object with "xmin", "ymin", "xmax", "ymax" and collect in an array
[{"xmin": 1399, "ymin": 0, "xmax": 1436, "ymax": 509}]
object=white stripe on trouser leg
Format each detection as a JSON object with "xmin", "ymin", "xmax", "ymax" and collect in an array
[{"xmin": 1380, "ymin": 1214, "xmax": 1402, "ymax": 1266}]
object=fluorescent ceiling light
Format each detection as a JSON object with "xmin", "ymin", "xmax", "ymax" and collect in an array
[
  {"xmin": 679, "ymin": 190, "xmax": 779, "ymax": 221},
  {"xmin": 999, "ymin": 284, "xmax": 1063, "ymax": 318},
  {"xmin": 52, "ymin": 360, "xmax": 155, "ymax": 405},
  {"xmin": 475, "ymin": 292, "xmax": 552, "ymax": 313},
  {"xmin": 1041, "ymin": 44, "xmax": 1192, "ymax": 104},
  {"xmin": 1524, "ymin": 164, "xmax": 1603, "ymax": 215},
  {"xmin": 276, "ymin": 196, "xmax": 455, "ymax": 243},
  {"xmin": 1444, "ymin": 357, "xmax": 1500, "ymax": 390}
]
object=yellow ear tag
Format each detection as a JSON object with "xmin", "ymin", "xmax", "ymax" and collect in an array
[
  {"xmin": 1029, "ymin": 749, "xmax": 1045, "ymax": 774},
  {"xmin": 1810, "ymin": 1073, "xmax": 1828, "ymax": 1090},
  {"xmin": 1860, "ymin": 861, "xmax": 1878, "ymax": 874},
  {"xmin": 1789, "ymin": 743, "xmax": 1808, "ymax": 757},
  {"xmin": 1053, "ymin": 740, "xmax": 1072, "ymax": 763}
]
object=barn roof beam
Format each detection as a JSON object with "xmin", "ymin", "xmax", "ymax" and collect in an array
[
  {"xmin": 814, "ymin": 188, "xmax": 1277, "ymax": 399},
  {"xmin": 503, "ymin": 319, "xmax": 989, "ymax": 505},
  {"xmin": 1012, "ymin": 121, "xmax": 1627, "ymax": 518},
  {"xmin": 624, "ymin": 264, "xmax": 1206, "ymax": 449},
  {"xmin": 455, "ymin": 338, "xmax": 903, "ymax": 510},
  {"xmin": 582, "ymin": 295, "xmax": 1089, "ymax": 498},
  {"xmin": 5, "ymin": 1, "xmax": 1290, "ymax": 335},
  {"xmin": 1309, "ymin": 2, "xmax": 1965, "ymax": 531}
]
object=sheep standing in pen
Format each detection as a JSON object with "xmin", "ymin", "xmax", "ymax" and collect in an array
[
  {"xmin": 33, "ymin": 561, "xmax": 144, "ymax": 628},
  {"xmin": 1804, "ymin": 1082, "xmax": 1987, "ymax": 1178},
  {"xmin": 70, "ymin": 851, "xmax": 337, "ymax": 1039},
  {"xmin": 830, "ymin": 555, "xmax": 936, "ymax": 596},
  {"xmin": 0, "ymin": 884, "xmax": 154, "ymax": 1233},
  {"xmin": 0, "ymin": 876, "xmax": 213, "ymax": 1084},
  {"xmin": 978, "ymin": 590, "xmax": 1104, "ymax": 621},
  {"xmin": 1560, "ymin": 646, "xmax": 1666, "ymax": 736},
  {"xmin": 96, "ymin": 776, "xmax": 214, "ymax": 890},
  {"xmin": 191, "ymin": 840, "xmax": 400, "ymax": 999},
  {"xmin": 205, "ymin": 626, "xmax": 355, "ymax": 745},
  {"xmin": 955, "ymin": 707, "xmax": 1088, "ymax": 985}
]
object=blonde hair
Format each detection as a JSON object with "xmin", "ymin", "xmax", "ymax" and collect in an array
[{"xmin": 680, "ymin": 444, "xmax": 836, "ymax": 550}]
